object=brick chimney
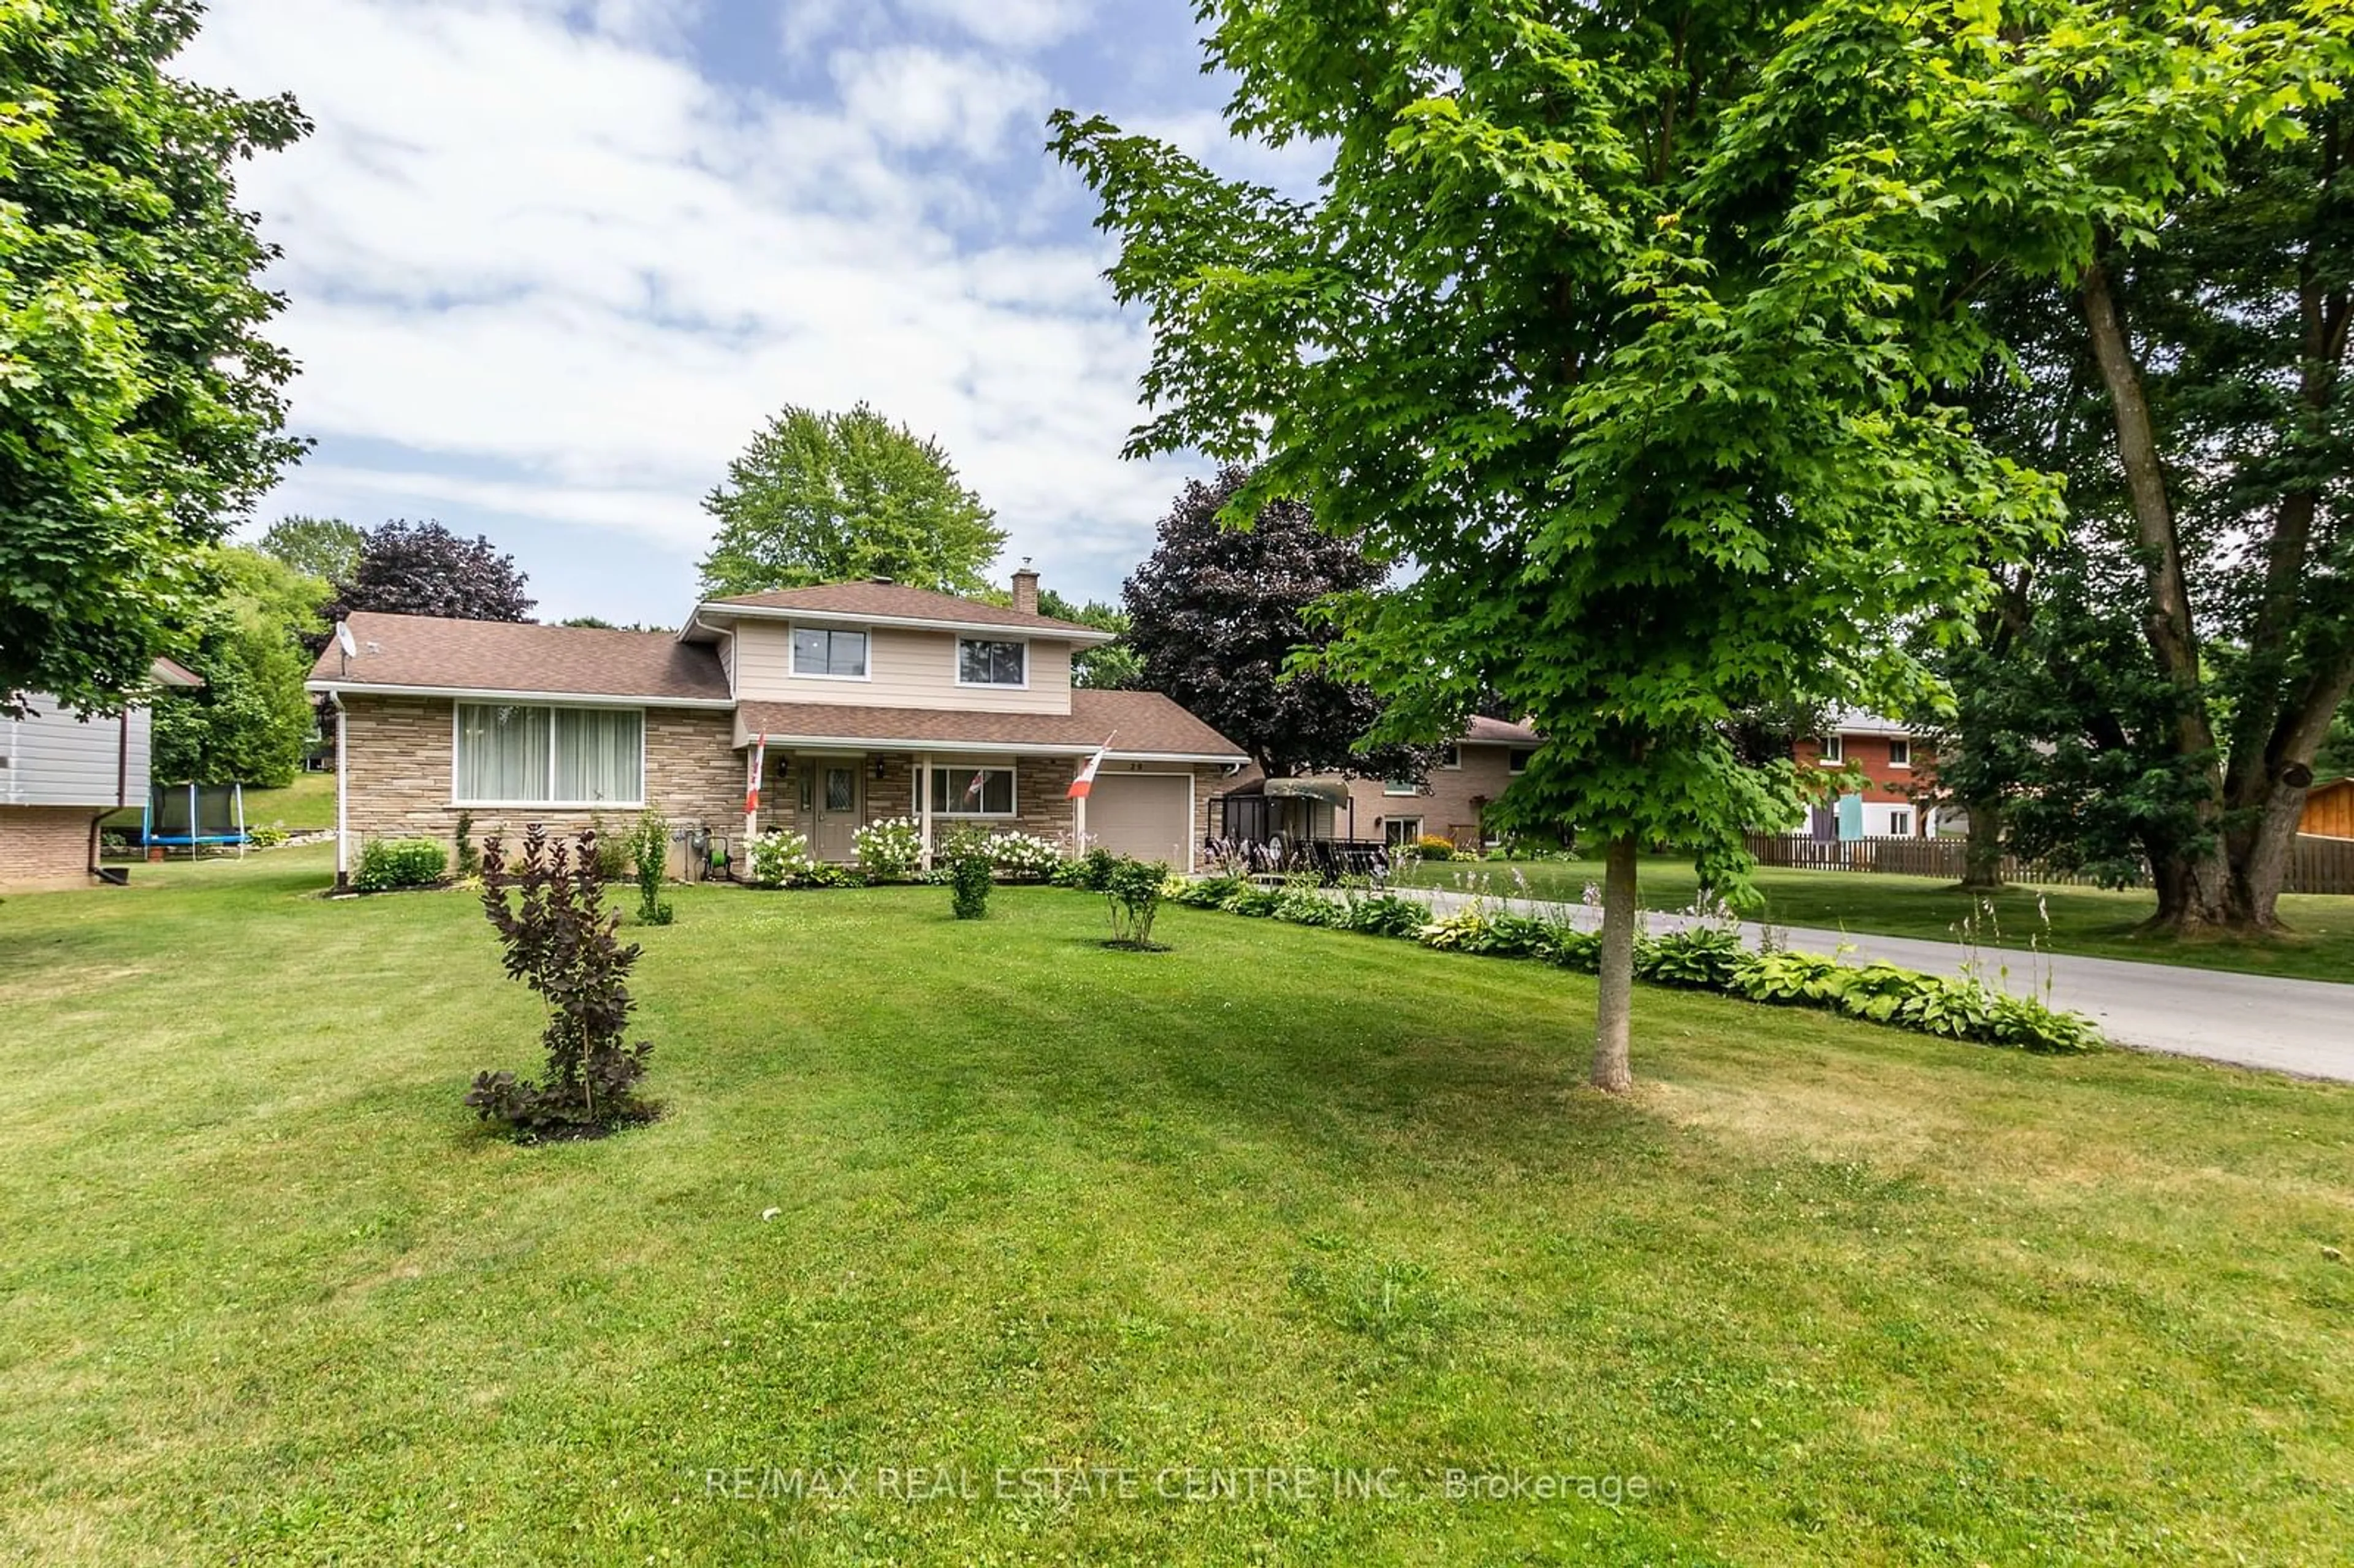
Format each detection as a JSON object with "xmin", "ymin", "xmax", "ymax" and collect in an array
[{"xmin": 1010, "ymin": 560, "xmax": 1038, "ymax": 615}]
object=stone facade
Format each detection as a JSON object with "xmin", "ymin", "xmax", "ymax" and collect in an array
[
  {"xmin": 338, "ymin": 695, "xmax": 742, "ymax": 862},
  {"xmin": 0, "ymin": 805, "xmax": 102, "ymax": 891}
]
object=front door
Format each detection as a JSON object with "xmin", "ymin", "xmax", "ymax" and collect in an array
[{"xmin": 813, "ymin": 761, "xmax": 861, "ymax": 862}]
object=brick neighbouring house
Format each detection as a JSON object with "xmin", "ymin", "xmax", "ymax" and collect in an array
[
  {"xmin": 1, "ymin": 659, "xmax": 203, "ymax": 892},
  {"xmin": 1791, "ymin": 710, "xmax": 1943, "ymax": 838},
  {"xmin": 306, "ymin": 573, "xmax": 1251, "ymax": 886}
]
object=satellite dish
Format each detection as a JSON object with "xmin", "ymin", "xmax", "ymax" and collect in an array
[{"xmin": 335, "ymin": 622, "xmax": 357, "ymax": 659}]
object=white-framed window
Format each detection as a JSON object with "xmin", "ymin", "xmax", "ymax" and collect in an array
[
  {"xmin": 1382, "ymin": 775, "xmax": 1419, "ymax": 796},
  {"xmin": 1507, "ymin": 747, "xmax": 1534, "ymax": 775},
  {"xmin": 791, "ymin": 626, "xmax": 869, "ymax": 679},
  {"xmin": 1819, "ymin": 734, "xmax": 1845, "ymax": 765},
  {"xmin": 1384, "ymin": 816, "xmax": 1423, "ymax": 847},
  {"xmin": 1888, "ymin": 809, "xmax": 1913, "ymax": 837},
  {"xmin": 956, "ymin": 637, "xmax": 1027, "ymax": 687},
  {"xmin": 1886, "ymin": 737, "xmax": 1911, "ymax": 769},
  {"xmin": 926, "ymin": 764, "xmax": 1016, "ymax": 816},
  {"xmin": 1439, "ymin": 744, "xmax": 1461, "ymax": 769},
  {"xmin": 454, "ymin": 704, "xmax": 644, "ymax": 805}
]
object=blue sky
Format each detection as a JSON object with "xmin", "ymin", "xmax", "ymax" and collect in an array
[{"xmin": 183, "ymin": 0, "xmax": 1321, "ymax": 624}]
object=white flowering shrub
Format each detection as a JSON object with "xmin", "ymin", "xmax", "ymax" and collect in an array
[
  {"xmin": 745, "ymin": 828, "xmax": 818, "ymax": 888},
  {"xmin": 987, "ymin": 831, "xmax": 1065, "ymax": 881},
  {"xmin": 853, "ymin": 816, "xmax": 924, "ymax": 881}
]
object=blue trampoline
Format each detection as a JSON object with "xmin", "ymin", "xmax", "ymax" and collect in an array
[{"xmin": 143, "ymin": 782, "xmax": 248, "ymax": 856}]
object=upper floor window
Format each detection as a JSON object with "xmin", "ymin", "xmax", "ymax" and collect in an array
[
  {"xmin": 1886, "ymin": 737, "xmax": 1911, "ymax": 769},
  {"xmin": 1383, "ymin": 775, "xmax": 1420, "ymax": 796},
  {"xmin": 1507, "ymin": 747, "xmax": 1535, "ymax": 775},
  {"xmin": 958, "ymin": 638, "xmax": 1027, "ymax": 687},
  {"xmin": 1819, "ymin": 734, "xmax": 1845, "ymax": 765},
  {"xmin": 455, "ymin": 704, "xmax": 642, "ymax": 805},
  {"xmin": 791, "ymin": 626, "xmax": 868, "ymax": 679},
  {"xmin": 1439, "ymin": 744, "xmax": 1461, "ymax": 769}
]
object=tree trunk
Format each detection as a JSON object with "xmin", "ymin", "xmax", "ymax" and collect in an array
[
  {"xmin": 1958, "ymin": 797, "xmax": 2005, "ymax": 891},
  {"xmin": 1592, "ymin": 834, "xmax": 1637, "ymax": 1094}
]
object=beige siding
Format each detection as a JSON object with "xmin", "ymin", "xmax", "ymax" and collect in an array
[{"xmin": 728, "ymin": 621, "xmax": 1073, "ymax": 714}]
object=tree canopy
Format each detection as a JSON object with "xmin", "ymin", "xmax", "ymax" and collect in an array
[
  {"xmin": 1037, "ymin": 588, "xmax": 1141, "ymax": 690},
  {"xmin": 1121, "ymin": 466, "xmax": 1433, "ymax": 781},
  {"xmin": 258, "ymin": 516, "xmax": 362, "ymax": 586},
  {"xmin": 697, "ymin": 403, "xmax": 1006, "ymax": 598},
  {"xmin": 0, "ymin": 1, "xmax": 308, "ymax": 715},
  {"xmin": 1054, "ymin": 0, "xmax": 2341, "ymax": 1086},
  {"xmin": 151, "ymin": 546, "xmax": 327, "ymax": 788},
  {"xmin": 327, "ymin": 521, "xmax": 535, "ymax": 625}
]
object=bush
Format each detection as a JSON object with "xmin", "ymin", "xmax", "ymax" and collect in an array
[
  {"xmin": 1219, "ymin": 885, "xmax": 1284, "ymax": 918},
  {"xmin": 948, "ymin": 846, "xmax": 993, "ymax": 919},
  {"xmin": 1055, "ymin": 847, "xmax": 1120, "ymax": 892},
  {"xmin": 453, "ymin": 810, "xmax": 481, "ymax": 879},
  {"xmin": 853, "ymin": 817, "xmax": 923, "ymax": 882},
  {"xmin": 585, "ymin": 814, "xmax": 632, "ymax": 881},
  {"xmin": 1103, "ymin": 856, "xmax": 1169, "ymax": 946},
  {"xmin": 1415, "ymin": 834, "xmax": 1457, "ymax": 861},
  {"xmin": 1270, "ymin": 877, "xmax": 1343, "ymax": 926},
  {"xmin": 465, "ymin": 827, "xmax": 653, "ymax": 1135},
  {"xmin": 1173, "ymin": 873, "xmax": 1251, "ymax": 907},
  {"xmin": 745, "ymin": 829, "xmax": 821, "ymax": 888},
  {"xmin": 246, "ymin": 821, "xmax": 289, "ymax": 849},
  {"xmin": 989, "ymin": 831, "xmax": 1065, "ymax": 881},
  {"xmin": 1336, "ymin": 892, "xmax": 1432, "ymax": 938},
  {"xmin": 626, "ymin": 810, "xmax": 674, "ymax": 926},
  {"xmin": 353, "ymin": 836, "xmax": 448, "ymax": 892}
]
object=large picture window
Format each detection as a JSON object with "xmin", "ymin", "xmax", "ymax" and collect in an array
[
  {"xmin": 791, "ymin": 626, "xmax": 869, "ymax": 679},
  {"xmin": 957, "ymin": 639, "xmax": 1026, "ymax": 687},
  {"xmin": 456, "ymin": 705, "xmax": 644, "ymax": 805},
  {"xmin": 926, "ymin": 765, "xmax": 1015, "ymax": 816}
]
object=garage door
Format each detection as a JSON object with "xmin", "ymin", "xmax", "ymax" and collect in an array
[{"xmin": 1085, "ymin": 772, "xmax": 1193, "ymax": 869}]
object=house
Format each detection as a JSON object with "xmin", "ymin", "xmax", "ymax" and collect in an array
[
  {"xmin": 1217, "ymin": 715, "xmax": 1544, "ymax": 851},
  {"xmin": 1791, "ymin": 710, "xmax": 1941, "ymax": 838},
  {"xmin": 1, "ymin": 660, "xmax": 204, "ymax": 891},
  {"xmin": 305, "ymin": 571, "xmax": 1251, "ymax": 885},
  {"xmin": 2301, "ymin": 777, "xmax": 2354, "ymax": 840}
]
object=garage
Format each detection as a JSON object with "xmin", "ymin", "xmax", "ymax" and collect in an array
[{"xmin": 1083, "ymin": 772, "xmax": 1194, "ymax": 870}]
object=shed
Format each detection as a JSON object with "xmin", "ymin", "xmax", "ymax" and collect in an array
[{"xmin": 2301, "ymin": 777, "xmax": 2354, "ymax": 840}]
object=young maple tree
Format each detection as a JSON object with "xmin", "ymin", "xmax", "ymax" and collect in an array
[{"xmin": 1053, "ymin": 0, "xmax": 2333, "ymax": 1088}]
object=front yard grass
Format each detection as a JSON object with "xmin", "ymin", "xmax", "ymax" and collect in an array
[
  {"xmin": 2, "ymin": 846, "xmax": 2350, "ymax": 1564},
  {"xmin": 1402, "ymin": 854, "xmax": 2354, "ymax": 984}
]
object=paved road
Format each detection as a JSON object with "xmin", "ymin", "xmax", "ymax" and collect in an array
[{"xmin": 1400, "ymin": 888, "xmax": 2354, "ymax": 1082}]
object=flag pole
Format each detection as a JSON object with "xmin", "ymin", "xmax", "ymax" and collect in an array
[{"xmin": 1068, "ymin": 731, "xmax": 1115, "ymax": 853}]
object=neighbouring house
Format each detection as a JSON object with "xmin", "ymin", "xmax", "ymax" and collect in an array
[
  {"xmin": 2302, "ymin": 777, "xmax": 2354, "ymax": 840},
  {"xmin": 305, "ymin": 571, "xmax": 1251, "ymax": 886},
  {"xmin": 1217, "ymin": 715, "xmax": 1544, "ymax": 851},
  {"xmin": 1, "ymin": 659, "xmax": 204, "ymax": 891},
  {"xmin": 1791, "ymin": 710, "xmax": 1944, "ymax": 839}
]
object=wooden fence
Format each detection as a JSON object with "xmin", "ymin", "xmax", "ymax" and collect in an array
[{"xmin": 1743, "ymin": 832, "xmax": 2354, "ymax": 897}]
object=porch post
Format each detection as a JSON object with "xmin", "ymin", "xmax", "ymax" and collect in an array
[{"xmin": 918, "ymin": 751, "xmax": 934, "ymax": 869}]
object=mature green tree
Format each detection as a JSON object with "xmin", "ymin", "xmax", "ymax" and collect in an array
[
  {"xmin": 1054, "ymin": 0, "xmax": 2330, "ymax": 1087},
  {"xmin": 151, "ymin": 546, "xmax": 326, "ymax": 786},
  {"xmin": 1037, "ymin": 588, "xmax": 1141, "ymax": 690},
  {"xmin": 258, "ymin": 516, "xmax": 362, "ymax": 586},
  {"xmin": 697, "ymin": 403, "xmax": 1007, "ymax": 597},
  {"xmin": 0, "ymin": 2, "xmax": 307, "ymax": 716}
]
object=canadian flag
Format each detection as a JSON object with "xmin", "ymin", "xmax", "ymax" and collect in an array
[{"xmin": 1065, "ymin": 737, "xmax": 1114, "ymax": 799}]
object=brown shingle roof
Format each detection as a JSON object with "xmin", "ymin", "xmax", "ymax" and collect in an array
[
  {"xmin": 735, "ymin": 689, "xmax": 1247, "ymax": 759},
  {"xmin": 308, "ymin": 612, "xmax": 731, "ymax": 703},
  {"xmin": 704, "ymin": 581, "xmax": 1105, "ymax": 637},
  {"xmin": 1463, "ymin": 715, "xmax": 1540, "ymax": 746}
]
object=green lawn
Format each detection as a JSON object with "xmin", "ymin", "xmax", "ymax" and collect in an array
[
  {"xmin": 1401, "ymin": 855, "xmax": 2354, "ymax": 984},
  {"xmin": 3, "ymin": 847, "xmax": 2350, "ymax": 1564}
]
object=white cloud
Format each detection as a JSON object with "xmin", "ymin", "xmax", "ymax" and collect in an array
[
  {"xmin": 830, "ymin": 46, "xmax": 1048, "ymax": 159},
  {"xmin": 899, "ymin": 0, "xmax": 1093, "ymax": 51},
  {"xmin": 178, "ymin": 0, "xmax": 1195, "ymax": 612}
]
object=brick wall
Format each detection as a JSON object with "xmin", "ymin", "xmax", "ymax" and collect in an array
[
  {"xmin": 338, "ymin": 696, "xmax": 742, "ymax": 861},
  {"xmin": 1792, "ymin": 734, "xmax": 1937, "ymax": 804},
  {"xmin": 0, "ymin": 805, "xmax": 102, "ymax": 891}
]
